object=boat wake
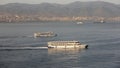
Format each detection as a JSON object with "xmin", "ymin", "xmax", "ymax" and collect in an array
[
  {"xmin": 0, "ymin": 35, "xmax": 33, "ymax": 39},
  {"xmin": 0, "ymin": 47, "xmax": 48, "ymax": 50}
]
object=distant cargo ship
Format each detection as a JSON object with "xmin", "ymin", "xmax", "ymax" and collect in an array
[
  {"xmin": 48, "ymin": 41, "xmax": 88, "ymax": 49},
  {"xmin": 34, "ymin": 32, "xmax": 57, "ymax": 38}
]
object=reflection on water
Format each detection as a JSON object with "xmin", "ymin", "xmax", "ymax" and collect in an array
[{"xmin": 48, "ymin": 48, "xmax": 86, "ymax": 54}]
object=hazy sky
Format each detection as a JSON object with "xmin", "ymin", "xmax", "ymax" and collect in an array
[{"xmin": 0, "ymin": 0, "xmax": 120, "ymax": 4}]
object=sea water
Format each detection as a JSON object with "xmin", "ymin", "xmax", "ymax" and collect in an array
[{"xmin": 0, "ymin": 22, "xmax": 120, "ymax": 68}]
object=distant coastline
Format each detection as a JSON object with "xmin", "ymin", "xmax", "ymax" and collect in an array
[{"xmin": 0, "ymin": 15, "xmax": 120, "ymax": 23}]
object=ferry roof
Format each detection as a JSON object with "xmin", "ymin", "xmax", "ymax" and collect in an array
[
  {"xmin": 35, "ymin": 32, "xmax": 53, "ymax": 33},
  {"xmin": 48, "ymin": 41, "xmax": 79, "ymax": 43}
]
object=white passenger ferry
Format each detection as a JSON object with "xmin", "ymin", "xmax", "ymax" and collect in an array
[
  {"xmin": 48, "ymin": 41, "xmax": 88, "ymax": 49},
  {"xmin": 34, "ymin": 32, "xmax": 57, "ymax": 38}
]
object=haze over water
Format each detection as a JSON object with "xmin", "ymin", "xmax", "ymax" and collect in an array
[{"xmin": 0, "ymin": 22, "xmax": 120, "ymax": 68}]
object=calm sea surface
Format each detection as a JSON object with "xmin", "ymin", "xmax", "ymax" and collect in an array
[{"xmin": 0, "ymin": 22, "xmax": 120, "ymax": 68}]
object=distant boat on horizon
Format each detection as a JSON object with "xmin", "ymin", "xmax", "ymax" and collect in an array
[
  {"xmin": 76, "ymin": 21, "xmax": 83, "ymax": 24},
  {"xmin": 93, "ymin": 20, "xmax": 106, "ymax": 23}
]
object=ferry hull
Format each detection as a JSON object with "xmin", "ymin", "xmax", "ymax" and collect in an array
[{"xmin": 48, "ymin": 44, "xmax": 88, "ymax": 49}]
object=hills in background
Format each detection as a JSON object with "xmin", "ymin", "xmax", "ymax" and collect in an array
[{"xmin": 0, "ymin": 1, "xmax": 120, "ymax": 17}]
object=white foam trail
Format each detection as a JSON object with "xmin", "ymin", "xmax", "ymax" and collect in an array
[
  {"xmin": 0, "ymin": 47, "xmax": 48, "ymax": 50},
  {"xmin": 26, "ymin": 35, "xmax": 33, "ymax": 38}
]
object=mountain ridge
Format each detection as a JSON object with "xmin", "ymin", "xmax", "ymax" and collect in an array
[{"xmin": 0, "ymin": 1, "xmax": 120, "ymax": 17}]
